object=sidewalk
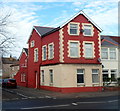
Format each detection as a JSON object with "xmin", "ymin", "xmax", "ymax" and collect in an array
[{"xmin": 10, "ymin": 86, "xmax": 119, "ymax": 99}]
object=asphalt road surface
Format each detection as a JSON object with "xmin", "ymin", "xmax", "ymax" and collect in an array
[{"xmin": 2, "ymin": 88, "xmax": 120, "ymax": 110}]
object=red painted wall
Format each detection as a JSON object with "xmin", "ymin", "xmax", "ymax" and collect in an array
[
  {"xmin": 27, "ymin": 29, "xmax": 42, "ymax": 88},
  {"xmin": 14, "ymin": 52, "xmax": 27, "ymax": 87},
  {"xmin": 41, "ymin": 31, "xmax": 59, "ymax": 65},
  {"xmin": 62, "ymin": 14, "xmax": 100, "ymax": 64}
]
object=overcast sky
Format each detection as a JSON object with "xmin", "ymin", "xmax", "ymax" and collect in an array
[{"xmin": 1, "ymin": 0, "xmax": 118, "ymax": 58}]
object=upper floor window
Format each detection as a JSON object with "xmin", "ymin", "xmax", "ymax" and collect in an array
[
  {"xmin": 84, "ymin": 43, "xmax": 93, "ymax": 58},
  {"xmin": 34, "ymin": 48, "xmax": 38, "ymax": 62},
  {"xmin": 69, "ymin": 22, "xmax": 80, "ymax": 35},
  {"xmin": 69, "ymin": 41, "xmax": 79, "ymax": 58},
  {"xmin": 77, "ymin": 69, "xmax": 84, "ymax": 84},
  {"xmin": 42, "ymin": 45, "xmax": 47, "ymax": 61},
  {"xmin": 92, "ymin": 69, "xmax": 99, "ymax": 83},
  {"xmin": 109, "ymin": 48, "xmax": 116, "ymax": 60},
  {"xmin": 101, "ymin": 48, "xmax": 108, "ymax": 59},
  {"xmin": 83, "ymin": 24, "xmax": 93, "ymax": 36},
  {"xmin": 101, "ymin": 48, "xmax": 116, "ymax": 60},
  {"xmin": 30, "ymin": 40, "xmax": 35, "ymax": 48},
  {"xmin": 48, "ymin": 43, "xmax": 54, "ymax": 60}
]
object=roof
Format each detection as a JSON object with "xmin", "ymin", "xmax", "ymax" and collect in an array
[
  {"xmin": 34, "ymin": 26, "xmax": 55, "ymax": 36},
  {"xmin": 60, "ymin": 10, "xmax": 102, "ymax": 32},
  {"xmin": 19, "ymin": 48, "xmax": 28, "ymax": 60},
  {"xmin": 2, "ymin": 57, "xmax": 19, "ymax": 64},
  {"xmin": 101, "ymin": 35, "xmax": 120, "ymax": 46},
  {"xmin": 23, "ymin": 48, "xmax": 28, "ymax": 55},
  {"xmin": 33, "ymin": 10, "xmax": 102, "ymax": 38}
]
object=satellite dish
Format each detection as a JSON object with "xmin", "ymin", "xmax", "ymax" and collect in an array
[{"xmin": 97, "ymin": 58, "xmax": 101, "ymax": 62}]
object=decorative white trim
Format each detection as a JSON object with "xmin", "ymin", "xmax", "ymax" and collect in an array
[
  {"xmin": 30, "ymin": 40, "xmax": 35, "ymax": 48},
  {"xmin": 67, "ymin": 22, "xmax": 80, "ymax": 36},
  {"xmin": 68, "ymin": 40, "xmax": 80, "ymax": 58},
  {"xmin": 83, "ymin": 41, "xmax": 95, "ymax": 58},
  {"xmin": 98, "ymin": 31, "xmax": 101, "ymax": 58},
  {"xmin": 34, "ymin": 48, "xmax": 38, "ymax": 62},
  {"xmin": 59, "ymin": 28, "xmax": 64, "ymax": 62},
  {"xmin": 60, "ymin": 10, "xmax": 102, "ymax": 32},
  {"xmin": 48, "ymin": 42, "xmax": 54, "ymax": 60},
  {"xmin": 82, "ymin": 23, "xmax": 94, "ymax": 36},
  {"xmin": 42, "ymin": 45, "xmax": 47, "ymax": 61}
]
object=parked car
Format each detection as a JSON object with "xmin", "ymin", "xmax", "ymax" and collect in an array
[{"xmin": 2, "ymin": 79, "xmax": 17, "ymax": 88}]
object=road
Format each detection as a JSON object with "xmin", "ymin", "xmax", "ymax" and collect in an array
[{"xmin": 2, "ymin": 88, "xmax": 120, "ymax": 110}]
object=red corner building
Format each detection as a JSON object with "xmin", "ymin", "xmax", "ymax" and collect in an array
[{"xmin": 15, "ymin": 11, "xmax": 103, "ymax": 93}]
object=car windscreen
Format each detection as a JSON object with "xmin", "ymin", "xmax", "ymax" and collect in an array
[{"xmin": 9, "ymin": 80, "xmax": 16, "ymax": 83}]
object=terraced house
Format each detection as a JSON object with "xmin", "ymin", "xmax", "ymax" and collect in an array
[{"xmin": 15, "ymin": 11, "xmax": 103, "ymax": 93}]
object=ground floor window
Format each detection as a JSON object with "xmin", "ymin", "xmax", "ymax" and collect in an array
[
  {"xmin": 77, "ymin": 69, "xmax": 84, "ymax": 83},
  {"xmin": 102, "ymin": 70, "xmax": 109, "ymax": 82},
  {"xmin": 110, "ymin": 69, "xmax": 117, "ymax": 81},
  {"xmin": 21, "ymin": 73, "xmax": 26, "ymax": 82},
  {"xmin": 92, "ymin": 69, "xmax": 99, "ymax": 83},
  {"xmin": 49, "ymin": 69, "xmax": 53, "ymax": 83},
  {"xmin": 41, "ymin": 70, "xmax": 44, "ymax": 83}
]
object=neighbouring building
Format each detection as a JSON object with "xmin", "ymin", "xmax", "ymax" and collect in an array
[
  {"xmin": 15, "ymin": 11, "xmax": 103, "ymax": 93},
  {"xmin": 101, "ymin": 35, "xmax": 120, "ymax": 83},
  {"xmin": 2, "ymin": 56, "xmax": 19, "ymax": 79},
  {"xmin": 14, "ymin": 48, "xmax": 28, "ymax": 87}
]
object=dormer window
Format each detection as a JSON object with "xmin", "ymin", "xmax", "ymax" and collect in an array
[
  {"xmin": 68, "ymin": 22, "xmax": 80, "ymax": 35},
  {"xmin": 30, "ymin": 40, "xmax": 35, "ymax": 48}
]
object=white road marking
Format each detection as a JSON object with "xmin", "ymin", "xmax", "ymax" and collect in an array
[
  {"xmin": 108, "ymin": 100, "xmax": 118, "ymax": 103},
  {"xmin": 21, "ymin": 98, "xmax": 28, "ymax": 100},
  {"xmin": 72, "ymin": 103, "xmax": 78, "ymax": 105},
  {"xmin": 16, "ymin": 93, "xmax": 28, "ymax": 98},
  {"xmin": 28, "ymin": 97, "xmax": 36, "ymax": 99},
  {"xmin": 45, "ymin": 96, "xmax": 51, "ymax": 98},
  {"xmin": 77, "ymin": 101, "xmax": 106, "ymax": 104},
  {"xmin": 21, "ymin": 104, "xmax": 70, "ymax": 109}
]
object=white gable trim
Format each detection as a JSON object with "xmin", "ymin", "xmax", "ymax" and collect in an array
[
  {"xmin": 27, "ymin": 26, "xmax": 41, "ymax": 44},
  {"xmin": 60, "ymin": 10, "xmax": 102, "ymax": 32},
  {"xmin": 19, "ymin": 49, "xmax": 28, "ymax": 61}
]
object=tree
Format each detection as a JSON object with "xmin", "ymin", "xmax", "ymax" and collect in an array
[{"xmin": 0, "ymin": 4, "xmax": 15, "ymax": 56}]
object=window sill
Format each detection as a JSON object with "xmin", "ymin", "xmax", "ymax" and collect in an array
[
  {"xmin": 69, "ymin": 34, "xmax": 79, "ymax": 36},
  {"xmin": 85, "ymin": 57, "xmax": 94, "ymax": 59},
  {"xmin": 77, "ymin": 83, "xmax": 85, "ymax": 86},
  {"xmin": 69, "ymin": 56, "xmax": 80, "ymax": 58}
]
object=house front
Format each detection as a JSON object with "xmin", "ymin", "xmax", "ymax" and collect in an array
[
  {"xmin": 39, "ymin": 11, "xmax": 103, "ymax": 93},
  {"xmin": 16, "ymin": 11, "xmax": 103, "ymax": 93},
  {"xmin": 101, "ymin": 35, "xmax": 120, "ymax": 83}
]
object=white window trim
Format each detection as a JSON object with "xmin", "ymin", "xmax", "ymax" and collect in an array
[
  {"xmin": 49, "ymin": 69, "xmax": 53, "ymax": 85},
  {"xmin": 68, "ymin": 22, "xmax": 80, "ymax": 36},
  {"xmin": 92, "ymin": 69, "xmax": 99, "ymax": 84},
  {"xmin": 34, "ymin": 48, "xmax": 38, "ymax": 62},
  {"xmin": 82, "ymin": 23, "xmax": 94, "ymax": 36},
  {"xmin": 68, "ymin": 40, "xmax": 80, "ymax": 58},
  {"xmin": 101, "ymin": 47, "xmax": 117, "ymax": 60},
  {"xmin": 83, "ymin": 41, "xmax": 95, "ymax": 59},
  {"xmin": 101, "ymin": 47, "xmax": 108, "ymax": 60},
  {"xmin": 77, "ymin": 69, "xmax": 85, "ymax": 85},
  {"xmin": 109, "ymin": 48, "xmax": 117, "ymax": 60},
  {"xmin": 41, "ymin": 70, "xmax": 44, "ymax": 83},
  {"xmin": 42, "ymin": 45, "xmax": 47, "ymax": 61},
  {"xmin": 48, "ymin": 42, "xmax": 54, "ymax": 60},
  {"xmin": 30, "ymin": 40, "xmax": 35, "ymax": 48},
  {"xmin": 21, "ymin": 73, "xmax": 26, "ymax": 82}
]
